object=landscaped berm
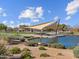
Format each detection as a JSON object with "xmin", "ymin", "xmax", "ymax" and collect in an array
[{"xmin": 0, "ymin": 42, "xmax": 78, "ymax": 59}]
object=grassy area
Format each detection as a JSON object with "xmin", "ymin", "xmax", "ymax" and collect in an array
[{"xmin": 0, "ymin": 31, "xmax": 38, "ymax": 37}]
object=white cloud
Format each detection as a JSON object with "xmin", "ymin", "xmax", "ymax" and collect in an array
[
  {"xmin": 36, "ymin": 7, "xmax": 43, "ymax": 18},
  {"xmin": 4, "ymin": 21, "xmax": 14, "ymax": 28},
  {"xmin": 0, "ymin": 8, "xmax": 7, "ymax": 17},
  {"xmin": 19, "ymin": 9, "xmax": 34, "ymax": 19},
  {"xmin": 54, "ymin": 16, "xmax": 60, "ymax": 21},
  {"xmin": 15, "ymin": 23, "xmax": 31, "ymax": 27},
  {"xmin": 20, "ymin": 23, "xmax": 25, "ymax": 25},
  {"xmin": 2, "ymin": 20, "xmax": 7, "ymax": 24},
  {"xmin": 65, "ymin": 16, "xmax": 72, "ymax": 20},
  {"xmin": 65, "ymin": 0, "xmax": 79, "ymax": 20},
  {"xmin": 19, "ymin": 6, "xmax": 44, "ymax": 22},
  {"xmin": 20, "ymin": 23, "xmax": 30, "ymax": 25},
  {"xmin": 10, "ymin": 21, "xmax": 14, "ymax": 24},
  {"xmin": 32, "ymin": 19, "xmax": 39, "ymax": 22},
  {"xmin": 9, "ymin": 25, "xmax": 14, "ymax": 28},
  {"xmin": 2, "ymin": 20, "xmax": 14, "ymax": 25},
  {"xmin": 66, "ymin": 0, "xmax": 79, "ymax": 15},
  {"xmin": 3, "ymin": 13, "xmax": 7, "ymax": 17}
]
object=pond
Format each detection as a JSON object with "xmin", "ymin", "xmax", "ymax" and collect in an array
[
  {"xmin": 28, "ymin": 36, "xmax": 79, "ymax": 48},
  {"xmin": 58, "ymin": 36, "xmax": 79, "ymax": 47}
]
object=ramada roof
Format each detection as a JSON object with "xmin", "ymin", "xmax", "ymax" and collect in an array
[{"xmin": 28, "ymin": 21, "xmax": 56, "ymax": 30}]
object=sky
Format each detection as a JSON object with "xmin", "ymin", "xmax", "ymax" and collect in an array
[{"xmin": 0, "ymin": 0, "xmax": 79, "ymax": 27}]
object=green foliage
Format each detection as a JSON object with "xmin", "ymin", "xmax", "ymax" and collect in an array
[
  {"xmin": 0, "ymin": 24, "xmax": 7, "ymax": 30},
  {"xmin": 73, "ymin": 46, "xmax": 79, "ymax": 58},
  {"xmin": 21, "ymin": 48, "xmax": 33, "ymax": 59},
  {"xmin": 59, "ymin": 24, "xmax": 68, "ymax": 31},
  {"xmin": 23, "ymin": 56, "xmax": 33, "ymax": 59},
  {"xmin": 21, "ymin": 52, "xmax": 32, "ymax": 59},
  {"xmin": 22, "ymin": 48, "xmax": 30, "ymax": 52},
  {"xmin": 39, "ymin": 46, "xmax": 47, "ymax": 50},
  {"xmin": 40, "ymin": 53, "xmax": 50, "ymax": 57},
  {"xmin": 2, "ymin": 36, "xmax": 9, "ymax": 41},
  {"xmin": 10, "ymin": 47, "xmax": 21, "ymax": 54},
  {"xmin": 70, "ymin": 32, "xmax": 74, "ymax": 34},
  {"xmin": 50, "ymin": 43, "xmax": 65, "ymax": 49},
  {"xmin": 0, "ymin": 44, "xmax": 7, "ymax": 55},
  {"xmin": 43, "ymin": 24, "xmax": 69, "ymax": 31}
]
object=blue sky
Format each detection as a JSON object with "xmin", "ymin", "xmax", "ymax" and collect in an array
[{"xmin": 0, "ymin": 0, "xmax": 79, "ymax": 27}]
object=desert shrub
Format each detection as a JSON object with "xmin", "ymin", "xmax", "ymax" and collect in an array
[
  {"xmin": 2, "ymin": 36, "xmax": 9, "ymax": 41},
  {"xmin": 22, "ymin": 48, "xmax": 30, "ymax": 52},
  {"xmin": 50, "ymin": 43, "xmax": 65, "ymax": 49},
  {"xmin": 23, "ymin": 56, "xmax": 33, "ymax": 59},
  {"xmin": 27, "ymin": 42, "xmax": 38, "ymax": 46},
  {"xmin": 0, "ymin": 44, "xmax": 7, "ymax": 55},
  {"xmin": 10, "ymin": 47, "xmax": 21, "ymax": 54},
  {"xmin": 70, "ymin": 32, "xmax": 74, "ymax": 34},
  {"xmin": 21, "ymin": 50, "xmax": 33, "ymax": 59},
  {"xmin": 40, "ymin": 53, "xmax": 50, "ymax": 57},
  {"xmin": 39, "ymin": 46, "xmax": 47, "ymax": 50},
  {"xmin": 21, "ymin": 47, "xmax": 33, "ymax": 59},
  {"xmin": 57, "ymin": 53, "xmax": 63, "ymax": 56},
  {"xmin": 73, "ymin": 46, "xmax": 79, "ymax": 58}
]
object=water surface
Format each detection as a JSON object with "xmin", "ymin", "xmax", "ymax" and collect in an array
[{"xmin": 29, "ymin": 36, "xmax": 79, "ymax": 47}]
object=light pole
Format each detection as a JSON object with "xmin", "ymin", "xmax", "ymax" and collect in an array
[{"xmin": 55, "ymin": 17, "xmax": 60, "ymax": 35}]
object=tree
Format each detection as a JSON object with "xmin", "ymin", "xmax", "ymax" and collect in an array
[
  {"xmin": 43, "ymin": 24, "xmax": 69, "ymax": 31},
  {"xmin": 58, "ymin": 24, "xmax": 68, "ymax": 31},
  {"xmin": 19, "ymin": 25, "xmax": 29, "ymax": 29},
  {"xmin": 0, "ymin": 24, "xmax": 7, "ymax": 31}
]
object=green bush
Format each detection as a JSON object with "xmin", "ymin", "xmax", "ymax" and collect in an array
[
  {"xmin": 21, "ymin": 50, "xmax": 33, "ymax": 59},
  {"xmin": 0, "ymin": 44, "xmax": 7, "ymax": 55},
  {"xmin": 10, "ymin": 47, "xmax": 21, "ymax": 54},
  {"xmin": 73, "ymin": 46, "xmax": 79, "ymax": 58},
  {"xmin": 70, "ymin": 32, "xmax": 74, "ymax": 34},
  {"xmin": 23, "ymin": 56, "xmax": 33, "ymax": 59},
  {"xmin": 39, "ymin": 46, "xmax": 47, "ymax": 50},
  {"xmin": 50, "ymin": 43, "xmax": 65, "ymax": 49},
  {"xmin": 40, "ymin": 53, "xmax": 50, "ymax": 57},
  {"xmin": 21, "ymin": 48, "xmax": 33, "ymax": 59},
  {"xmin": 22, "ymin": 48, "xmax": 30, "ymax": 52},
  {"xmin": 2, "ymin": 36, "xmax": 9, "ymax": 41}
]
